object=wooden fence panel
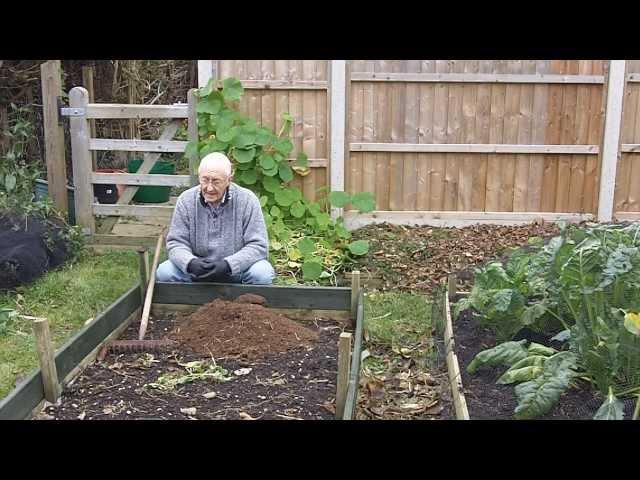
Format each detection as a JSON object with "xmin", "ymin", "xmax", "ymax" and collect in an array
[{"xmin": 346, "ymin": 60, "xmax": 606, "ymax": 214}]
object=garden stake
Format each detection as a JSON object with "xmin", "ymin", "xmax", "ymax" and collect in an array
[
  {"xmin": 336, "ymin": 332, "xmax": 352, "ymax": 419},
  {"xmin": 138, "ymin": 230, "xmax": 165, "ymax": 340},
  {"xmin": 137, "ymin": 247, "xmax": 149, "ymax": 306},
  {"xmin": 350, "ymin": 270, "xmax": 361, "ymax": 328},
  {"xmin": 31, "ymin": 316, "xmax": 61, "ymax": 403}
]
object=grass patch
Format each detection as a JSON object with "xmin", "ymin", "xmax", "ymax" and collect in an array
[
  {"xmin": 364, "ymin": 291, "xmax": 432, "ymax": 347},
  {"xmin": 0, "ymin": 249, "xmax": 139, "ymax": 399}
]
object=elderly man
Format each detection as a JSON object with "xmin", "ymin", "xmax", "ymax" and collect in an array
[{"xmin": 156, "ymin": 152, "xmax": 275, "ymax": 284}]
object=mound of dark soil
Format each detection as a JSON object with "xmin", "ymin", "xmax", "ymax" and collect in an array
[
  {"xmin": 170, "ymin": 298, "xmax": 319, "ymax": 360},
  {"xmin": 0, "ymin": 213, "xmax": 70, "ymax": 291}
]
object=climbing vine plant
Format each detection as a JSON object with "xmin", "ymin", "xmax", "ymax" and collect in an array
[{"xmin": 185, "ymin": 78, "xmax": 375, "ymax": 284}]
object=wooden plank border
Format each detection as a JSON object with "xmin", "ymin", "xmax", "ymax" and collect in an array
[
  {"xmin": 85, "ymin": 104, "xmax": 188, "ymax": 119},
  {"xmin": 0, "ymin": 285, "xmax": 141, "ymax": 420},
  {"xmin": 342, "ymin": 291, "xmax": 365, "ymax": 420},
  {"xmin": 153, "ymin": 282, "xmax": 352, "ymax": 311},
  {"xmin": 351, "ymin": 72, "xmax": 605, "ymax": 84},
  {"xmin": 443, "ymin": 282, "xmax": 470, "ymax": 420},
  {"xmin": 350, "ymin": 143, "xmax": 599, "ymax": 154},
  {"xmin": 343, "ymin": 211, "xmax": 594, "ymax": 229}
]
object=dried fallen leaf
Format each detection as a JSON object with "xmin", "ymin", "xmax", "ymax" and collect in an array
[{"xmin": 239, "ymin": 412, "xmax": 258, "ymax": 420}]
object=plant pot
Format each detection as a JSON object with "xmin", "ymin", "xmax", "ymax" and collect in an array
[
  {"xmin": 127, "ymin": 158, "xmax": 175, "ymax": 203},
  {"xmin": 94, "ymin": 169, "xmax": 127, "ymax": 204}
]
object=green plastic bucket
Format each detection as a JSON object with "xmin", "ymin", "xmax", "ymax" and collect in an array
[{"xmin": 127, "ymin": 158, "xmax": 175, "ymax": 203}]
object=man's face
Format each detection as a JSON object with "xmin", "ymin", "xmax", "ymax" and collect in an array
[{"xmin": 199, "ymin": 167, "xmax": 232, "ymax": 204}]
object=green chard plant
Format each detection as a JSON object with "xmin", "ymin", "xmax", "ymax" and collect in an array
[
  {"xmin": 460, "ymin": 222, "xmax": 640, "ymax": 419},
  {"xmin": 185, "ymin": 78, "xmax": 375, "ymax": 284}
]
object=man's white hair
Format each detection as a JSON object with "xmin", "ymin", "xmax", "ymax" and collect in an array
[{"xmin": 198, "ymin": 152, "xmax": 232, "ymax": 176}]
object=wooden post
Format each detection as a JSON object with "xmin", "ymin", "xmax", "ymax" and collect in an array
[
  {"xmin": 81, "ymin": 65, "xmax": 98, "ymax": 170},
  {"xmin": 197, "ymin": 60, "xmax": 217, "ymax": 88},
  {"xmin": 69, "ymin": 87, "xmax": 95, "ymax": 235},
  {"xmin": 137, "ymin": 248, "xmax": 149, "ymax": 306},
  {"xmin": 448, "ymin": 274, "xmax": 457, "ymax": 300},
  {"xmin": 138, "ymin": 231, "xmax": 165, "ymax": 340},
  {"xmin": 598, "ymin": 60, "xmax": 626, "ymax": 222},
  {"xmin": 41, "ymin": 60, "xmax": 69, "ymax": 214},
  {"xmin": 329, "ymin": 60, "xmax": 347, "ymax": 220},
  {"xmin": 336, "ymin": 332, "xmax": 352, "ymax": 419},
  {"xmin": 127, "ymin": 60, "xmax": 139, "ymax": 163},
  {"xmin": 350, "ymin": 270, "xmax": 361, "ymax": 323},
  {"xmin": 32, "ymin": 317, "xmax": 61, "ymax": 403},
  {"xmin": 187, "ymin": 89, "xmax": 199, "ymax": 186}
]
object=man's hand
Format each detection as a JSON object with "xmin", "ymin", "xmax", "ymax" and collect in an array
[
  {"xmin": 187, "ymin": 257, "xmax": 216, "ymax": 277},
  {"xmin": 196, "ymin": 260, "xmax": 231, "ymax": 282}
]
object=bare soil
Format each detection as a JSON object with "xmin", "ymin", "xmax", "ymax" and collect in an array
[
  {"xmin": 170, "ymin": 298, "xmax": 318, "ymax": 361},
  {"xmin": 39, "ymin": 298, "xmax": 346, "ymax": 420}
]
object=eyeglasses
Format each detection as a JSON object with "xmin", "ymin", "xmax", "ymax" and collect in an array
[{"xmin": 199, "ymin": 176, "xmax": 229, "ymax": 188}]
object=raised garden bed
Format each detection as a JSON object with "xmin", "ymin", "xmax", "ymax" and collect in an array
[
  {"xmin": 453, "ymin": 303, "xmax": 637, "ymax": 419},
  {"xmin": 0, "ymin": 281, "xmax": 364, "ymax": 420}
]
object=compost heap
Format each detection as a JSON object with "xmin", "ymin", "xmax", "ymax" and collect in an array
[
  {"xmin": 0, "ymin": 213, "xmax": 70, "ymax": 291},
  {"xmin": 170, "ymin": 294, "xmax": 319, "ymax": 360}
]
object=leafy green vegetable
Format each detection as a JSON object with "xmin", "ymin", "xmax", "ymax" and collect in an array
[
  {"xmin": 593, "ymin": 387, "xmax": 624, "ymax": 420},
  {"xmin": 467, "ymin": 340, "xmax": 528, "ymax": 374}
]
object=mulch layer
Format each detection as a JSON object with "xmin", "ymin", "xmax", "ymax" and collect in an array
[
  {"xmin": 38, "ymin": 298, "xmax": 347, "ymax": 420},
  {"xmin": 351, "ymin": 222, "xmax": 562, "ymax": 293}
]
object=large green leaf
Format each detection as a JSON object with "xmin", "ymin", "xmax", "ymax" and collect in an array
[
  {"xmin": 222, "ymin": 78, "xmax": 244, "ymax": 101},
  {"xmin": 262, "ymin": 166, "xmax": 279, "ymax": 177},
  {"xmin": 273, "ymin": 138, "xmax": 293, "ymax": 156},
  {"xmin": 290, "ymin": 201, "xmax": 306, "ymax": 218},
  {"xmin": 262, "ymin": 176, "xmax": 280, "ymax": 193},
  {"xmin": 329, "ymin": 191, "xmax": 351, "ymax": 208},
  {"xmin": 593, "ymin": 388, "xmax": 624, "ymax": 420},
  {"xmin": 270, "ymin": 205, "xmax": 282, "ymax": 218},
  {"xmin": 198, "ymin": 78, "xmax": 216, "ymax": 97},
  {"xmin": 347, "ymin": 240, "xmax": 369, "ymax": 256},
  {"xmin": 350, "ymin": 192, "xmax": 375, "ymax": 213},
  {"xmin": 316, "ymin": 212, "xmax": 331, "ymax": 230},
  {"xmin": 297, "ymin": 238, "xmax": 316, "ymax": 256},
  {"xmin": 233, "ymin": 148, "xmax": 256, "ymax": 164},
  {"xmin": 196, "ymin": 92, "xmax": 223, "ymax": 114},
  {"xmin": 521, "ymin": 303, "xmax": 547, "ymax": 326},
  {"xmin": 240, "ymin": 169, "xmax": 258, "ymax": 185},
  {"xmin": 259, "ymin": 154, "xmax": 276, "ymax": 170},
  {"xmin": 467, "ymin": 340, "xmax": 528, "ymax": 374},
  {"xmin": 184, "ymin": 140, "xmax": 199, "ymax": 160},
  {"xmin": 497, "ymin": 366, "xmax": 544, "ymax": 385},
  {"xmin": 527, "ymin": 343, "xmax": 556, "ymax": 357},
  {"xmin": 232, "ymin": 131, "xmax": 257, "ymax": 148},
  {"xmin": 5, "ymin": 174, "xmax": 16, "ymax": 192},
  {"xmin": 275, "ymin": 188, "xmax": 295, "ymax": 207},
  {"xmin": 278, "ymin": 163, "xmax": 293, "ymax": 183},
  {"xmin": 302, "ymin": 261, "xmax": 323, "ymax": 281},
  {"xmin": 255, "ymin": 128, "xmax": 272, "ymax": 146},
  {"xmin": 513, "ymin": 352, "xmax": 578, "ymax": 419},
  {"xmin": 217, "ymin": 126, "xmax": 239, "ymax": 143}
]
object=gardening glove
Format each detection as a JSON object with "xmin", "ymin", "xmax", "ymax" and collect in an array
[
  {"xmin": 196, "ymin": 260, "xmax": 231, "ymax": 282},
  {"xmin": 187, "ymin": 257, "xmax": 216, "ymax": 277}
]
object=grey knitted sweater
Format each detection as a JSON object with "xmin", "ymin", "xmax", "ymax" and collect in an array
[{"xmin": 166, "ymin": 183, "xmax": 269, "ymax": 276}]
